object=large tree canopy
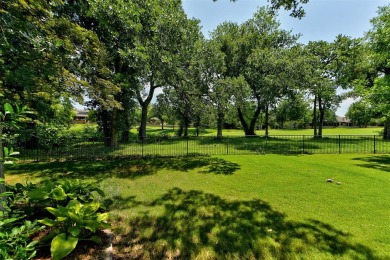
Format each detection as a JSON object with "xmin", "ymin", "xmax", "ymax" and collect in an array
[{"xmin": 0, "ymin": 0, "xmax": 119, "ymax": 128}]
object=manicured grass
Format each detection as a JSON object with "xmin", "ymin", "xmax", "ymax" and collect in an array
[
  {"xmin": 69, "ymin": 124, "xmax": 384, "ymax": 137},
  {"xmin": 6, "ymin": 154, "xmax": 390, "ymax": 259}
]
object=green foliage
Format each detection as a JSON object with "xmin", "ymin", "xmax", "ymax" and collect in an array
[
  {"xmin": 28, "ymin": 179, "xmax": 105, "ymax": 207},
  {"xmin": 39, "ymin": 199, "xmax": 109, "ymax": 259},
  {"xmin": 0, "ymin": 179, "xmax": 43, "ymax": 260},
  {"xmin": 346, "ymin": 100, "xmax": 375, "ymax": 127},
  {"xmin": 0, "ymin": 178, "xmax": 108, "ymax": 259},
  {"xmin": 2, "ymin": 147, "xmax": 20, "ymax": 165},
  {"xmin": 22, "ymin": 179, "xmax": 108, "ymax": 259}
]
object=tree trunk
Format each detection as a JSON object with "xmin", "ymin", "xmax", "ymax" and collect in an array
[
  {"xmin": 237, "ymin": 101, "xmax": 261, "ymax": 137},
  {"xmin": 161, "ymin": 119, "xmax": 164, "ymax": 130},
  {"xmin": 264, "ymin": 105, "xmax": 269, "ymax": 137},
  {"xmin": 318, "ymin": 97, "xmax": 324, "ymax": 137},
  {"xmin": 384, "ymin": 118, "xmax": 390, "ymax": 140},
  {"xmin": 120, "ymin": 113, "xmax": 131, "ymax": 143},
  {"xmin": 216, "ymin": 112, "xmax": 224, "ymax": 139},
  {"xmin": 312, "ymin": 96, "xmax": 317, "ymax": 136},
  {"xmin": 136, "ymin": 82, "xmax": 157, "ymax": 141},
  {"xmin": 177, "ymin": 122, "xmax": 183, "ymax": 137},
  {"xmin": 102, "ymin": 109, "xmax": 119, "ymax": 147},
  {"xmin": 183, "ymin": 116, "xmax": 189, "ymax": 138},
  {"xmin": 280, "ymin": 120, "xmax": 284, "ymax": 129},
  {"xmin": 249, "ymin": 102, "xmax": 262, "ymax": 136},
  {"xmin": 237, "ymin": 108, "xmax": 255, "ymax": 136},
  {"xmin": 139, "ymin": 102, "xmax": 149, "ymax": 140}
]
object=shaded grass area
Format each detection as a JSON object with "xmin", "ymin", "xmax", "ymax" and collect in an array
[
  {"xmin": 7, "ymin": 156, "xmax": 240, "ymax": 183},
  {"xmin": 113, "ymin": 188, "xmax": 375, "ymax": 259},
  {"xmin": 352, "ymin": 154, "xmax": 390, "ymax": 173},
  {"xmin": 6, "ymin": 154, "xmax": 390, "ymax": 259}
]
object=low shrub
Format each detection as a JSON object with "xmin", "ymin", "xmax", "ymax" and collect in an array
[{"xmin": 0, "ymin": 179, "xmax": 109, "ymax": 260}]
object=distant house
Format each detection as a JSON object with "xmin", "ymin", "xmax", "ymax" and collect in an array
[
  {"xmin": 336, "ymin": 116, "xmax": 351, "ymax": 127},
  {"xmin": 73, "ymin": 110, "xmax": 88, "ymax": 124}
]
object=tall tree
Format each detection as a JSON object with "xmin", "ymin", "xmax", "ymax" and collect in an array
[
  {"xmin": 151, "ymin": 94, "xmax": 175, "ymax": 130},
  {"xmin": 365, "ymin": 4, "xmax": 390, "ymax": 139},
  {"xmin": 129, "ymin": 0, "xmax": 201, "ymax": 140},
  {"xmin": 346, "ymin": 100, "xmax": 374, "ymax": 128},
  {"xmin": 192, "ymin": 38, "xmax": 242, "ymax": 138},
  {"xmin": 212, "ymin": 7, "xmax": 300, "ymax": 136},
  {"xmin": 304, "ymin": 37, "xmax": 359, "ymax": 137}
]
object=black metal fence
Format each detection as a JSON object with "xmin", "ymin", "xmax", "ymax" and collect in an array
[{"xmin": 5, "ymin": 135, "xmax": 389, "ymax": 162}]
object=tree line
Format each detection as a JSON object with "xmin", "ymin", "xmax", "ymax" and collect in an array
[{"xmin": 1, "ymin": 0, "xmax": 390, "ymax": 148}]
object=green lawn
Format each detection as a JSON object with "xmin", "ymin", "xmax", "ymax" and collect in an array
[
  {"xmin": 69, "ymin": 124, "xmax": 384, "ymax": 137},
  {"xmin": 138, "ymin": 126, "xmax": 384, "ymax": 136},
  {"xmin": 6, "ymin": 154, "xmax": 390, "ymax": 259}
]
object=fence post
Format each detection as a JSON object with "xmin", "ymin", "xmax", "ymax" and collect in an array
[
  {"xmin": 374, "ymin": 135, "xmax": 376, "ymax": 154},
  {"xmin": 302, "ymin": 135, "xmax": 305, "ymax": 154},
  {"xmin": 338, "ymin": 135, "xmax": 341, "ymax": 154}
]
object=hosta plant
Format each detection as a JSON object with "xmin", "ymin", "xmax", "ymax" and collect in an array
[
  {"xmin": 0, "ymin": 179, "xmax": 43, "ymax": 260},
  {"xmin": 28, "ymin": 179, "xmax": 105, "ymax": 207},
  {"xmin": 39, "ymin": 199, "xmax": 110, "ymax": 260}
]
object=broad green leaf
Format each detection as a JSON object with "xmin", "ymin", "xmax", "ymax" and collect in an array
[
  {"xmin": 57, "ymin": 217, "xmax": 68, "ymax": 222},
  {"xmin": 38, "ymin": 218, "xmax": 56, "ymax": 226},
  {"xmin": 9, "ymin": 151, "xmax": 20, "ymax": 156},
  {"xmin": 28, "ymin": 188, "xmax": 50, "ymax": 200},
  {"xmin": 0, "ymin": 191, "xmax": 13, "ymax": 197},
  {"xmin": 51, "ymin": 186, "xmax": 67, "ymax": 201},
  {"xmin": 82, "ymin": 201, "xmax": 100, "ymax": 216},
  {"xmin": 27, "ymin": 240, "xmax": 39, "ymax": 248},
  {"xmin": 57, "ymin": 205, "xmax": 68, "ymax": 215},
  {"xmin": 83, "ymin": 220, "xmax": 97, "ymax": 232},
  {"xmin": 68, "ymin": 211, "xmax": 81, "ymax": 222},
  {"xmin": 4, "ymin": 103, "xmax": 14, "ymax": 114},
  {"xmin": 67, "ymin": 200, "xmax": 82, "ymax": 212},
  {"xmin": 51, "ymin": 233, "xmax": 78, "ymax": 260},
  {"xmin": 96, "ymin": 212, "xmax": 109, "ymax": 222},
  {"xmin": 46, "ymin": 207, "xmax": 61, "ymax": 217},
  {"xmin": 3, "ymin": 147, "xmax": 9, "ymax": 157},
  {"xmin": 69, "ymin": 226, "xmax": 81, "ymax": 237},
  {"xmin": 4, "ymin": 160, "xmax": 14, "ymax": 165}
]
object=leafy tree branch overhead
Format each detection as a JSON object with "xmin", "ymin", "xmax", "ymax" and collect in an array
[{"xmin": 215, "ymin": 0, "xmax": 309, "ymax": 18}]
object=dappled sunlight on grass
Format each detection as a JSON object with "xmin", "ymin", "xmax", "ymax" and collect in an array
[
  {"xmin": 6, "ymin": 156, "xmax": 240, "ymax": 183},
  {"xmin": 352, "ymin": 155, "xmax": 390, "ymax": 173},
  {"xmin": 6, "ymin": 154, "xmax": 390, "ymax": 258},
  {"xmin": 112, "ymin": 188, "xmax": 376, "ymax": 259}
]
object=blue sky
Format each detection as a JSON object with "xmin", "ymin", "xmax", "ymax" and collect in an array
[{"xmin": 182, "ymin": 0, "xmax": 389, "ymax": 116}]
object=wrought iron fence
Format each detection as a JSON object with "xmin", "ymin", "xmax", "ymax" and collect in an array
[{"xmin": 5, "ymin": 134, "xmax": 389, "ymax": 162}]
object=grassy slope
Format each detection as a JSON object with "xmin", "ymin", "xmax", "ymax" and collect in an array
[{"xmin": 6, "ymin": 154, "xmax": 390, "ymax": 259}]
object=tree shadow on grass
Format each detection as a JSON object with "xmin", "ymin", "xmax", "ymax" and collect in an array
[
  {"xmin": 113, "ymin": 188, "xmax": 377, "ymax": 259},
  {"xmin": 352, "ymin": 155, "xmax": 390, "ymax": 173},
  {"xmin": 7, "ymin": 156, "xmax": 240, "ymax": 182}
]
